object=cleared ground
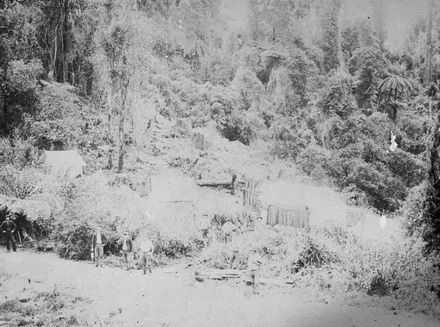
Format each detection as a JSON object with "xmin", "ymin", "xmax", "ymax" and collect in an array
[{"xmin": 1, "ymin": 249, "xmax": 439, "ymax": 327}]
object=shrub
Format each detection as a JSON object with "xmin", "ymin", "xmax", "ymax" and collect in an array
[
  {"xmin": 1, "ymin": 59, "xmax": 43, "ymax": 135},
  {"xmin": 0, "ymin": 137, "xmax": 38, "ymax": 168},
  {"xmin": 401, "ymin": 182, "xmax": 429, "ymax": 239},
  {"xmin": 318, "ymin": 71, "xmax": 357, "ymax": 119},
  {"xmin": 367, "ymin": 271, "xmax": 393, "ymax": 296},
  {"xmin": 53, "ymin": 221, "xmax": 93, "ymax": 260},
  {"xmin": 296, "ymin": 145, "xmax": 329, "ymax": 175},
  {"xmin": 386, "ymin": 150, "xmax": 426, "ymax": 188},
  {"xmin": 345, "ymin": 159, "xmax": 406, "ymax": 212},
  {"xmin": 20, "ymin": 82, "xmax": 105, "ymax": 150},
  {"xmin": 231, "ymin": 66, "xmax": 266, "ymax": 111},
  {"xmin": 200, "ymin": 54, "xmax": 235, "ymax": 86},
  {"xmin": 272, "ymin": 117, "xmax": 315, "ymax": 159},
  {"xmin": 294, "ymin": 236, "xmax": 339, "ymax": 272},
  {"xmin": 214, "ymin": 106, "xmax": 264, "ymax": 146},
  {"xmin": 348, "ymin": 46, "xmax": 388, "ymax": 109},
  {"xmin": 154, "ymin": 236, "xmax": 195, "ymax": 258}
]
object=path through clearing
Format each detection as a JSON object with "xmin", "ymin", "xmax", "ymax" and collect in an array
[{"xmin": 1, "ymin": 250, "xmax": 439, "ymax": 327}]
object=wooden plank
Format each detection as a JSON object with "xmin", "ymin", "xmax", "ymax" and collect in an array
[{"xmin": 197, "ymin": 182, "xmax": 231, "ymax": 187}]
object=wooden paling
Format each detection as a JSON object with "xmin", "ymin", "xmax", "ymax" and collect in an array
[
  {"xmin": 242, "ymin": 178, "xmax": 262, "ymax": 213},
  {"xmin": 267, "ymin": 204, "xmax": 310, "ymax": 228}
]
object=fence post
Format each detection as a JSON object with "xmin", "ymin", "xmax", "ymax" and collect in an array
[
  {"xmin": 231, "ymin": 173, "xmax": 237, "ymax": 195},
  {"xmin": 305, "ymin": 206, "xmax": 310, "ymax": 230}
]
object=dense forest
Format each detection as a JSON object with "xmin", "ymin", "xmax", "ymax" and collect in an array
[
  {"xmin": 2, "ymin": 0, "xmax": 440, "ymax": 250},
  {"xmin": 2, "ymin": 0, "xmax": 440, "ymax": 324}
]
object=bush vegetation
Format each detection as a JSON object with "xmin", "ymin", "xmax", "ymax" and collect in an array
[
  {"xmin": 1, "ymin": 1, "xmax": 440, "ymax": 317},
  {"xmin": 199, "ymin": 225, "xmax": 440, "ymax": 315}
]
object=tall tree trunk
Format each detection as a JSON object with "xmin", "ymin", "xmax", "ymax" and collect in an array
[
  {"xmin": 117, "ymin": 82, "xmax": 129, "ymax": 173},
  {"xmin": 51, "ymin": 30, "xmax": 58, "ymax": 81},
  {"xmin": 0, "ymin": 67, "xmax": 9, "ymax": 134},
  {"xmin": 425, "ymin": 115, "xmax": 440, "ymax": 253},
  {"xmin": 322, "ymin": 0, "xmax": 342, "ymax": 72},
  {"xmin": 0, "ymin": 88, "xmax": 7, "ymax": 134},
  {"xmin": 424, "ymin": 0, "xmax": 434, "ymax": 85},
  {"xmin": 337, "ymin": 5, "xmax": 345, "ymax": 71},
  {"xmin": 62, "ymin": 0, "xmax": 69, "ymax": 83}
]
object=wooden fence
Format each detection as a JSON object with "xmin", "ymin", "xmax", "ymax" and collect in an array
[
  {"xmin": 242, "ymin": 179, "xmax": 261, "ymax": 211},
  {"xmin": 241, "ymin": 178, "xmax": 310, "ymax": 229},
  {"xmin": 241, "ymin": 178, "xmax": 263, "ymax": 224},
  {"xmin": 266, "ymin": 204, "xmax": 310, "ymax": 228}
]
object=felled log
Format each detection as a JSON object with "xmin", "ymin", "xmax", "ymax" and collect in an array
[
  {"xmin": 195, "ymin": 269, "xmax": 241, "ymax": 280},
  {"xmin": 197, "ymin": 174, "xmax": 237, "ymax": 195},
  {"xmin": 197, "ymin": 182, "xmax": 231, "ymax": 187}
]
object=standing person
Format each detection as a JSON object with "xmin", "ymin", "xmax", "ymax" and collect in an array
[
  {"xmin": 91, "ymin": 227, "xmax": 106, "ymax": 267},
  {"xmin": 254, "ymin": 216, "xmax": 266, "ymax": 232},
  {"xmin": 119, "ymin": 231, "xmax": 133, "ymax": 271},
  {"xmin": 200, "ymin": 214, "xmax": 211, "ymax": 246},
  {"xmin": 247, "ymin": 248, "xmax": 263, "ymax": 294},
  {"xmin": 139, "ymin": 238, "xmax": 154, "ymax": 275},
  {"xmin": 222, "ymin": 220, "xmax": 236, "ymax": 244},
  {"xmin": 222, "ymin": 220, "xmax": 240, "ymax": 269},
  {"xmin": 0, "ymin": 216, "xmax": 17, "ymax": 252}
]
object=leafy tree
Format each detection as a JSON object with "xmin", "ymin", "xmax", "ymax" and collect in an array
[
  {"xmin": 103, "ymin": 23, "xmax": 133, "ymax": 173},
  {"xmin": 349, "ymin": 46, "xmax": 388, "ymax": 109},
  {"xmin": 136, "ymin": 0, "xmax": 180, "ymax": 17},
  {"xmin": 0, "ymin": 1, "xmax": 43, "ymax": 135},
  {"xmin": 378, "ymin": 75, "xmax": 414, "ymax": 102},
  {"xmin": 38, "ymin": 0, "xmax": 98, "ymax": 91},
  {"xmin": 423, "ymin": 0, "xmax": 435, "ymax": 85},
  {"xmin": 423, "ymin": 119, "xmax": 440, "ymax": 253},
  {"xmin": 377, "ymin": 74, "xmax": 414, "ymax": 121},
  {"xmin": 185, "ymin": 39, "xmax": 210, "ymax": 68},
  {"xmin": 341, "ymin": 25, "xmax": 360, "ymax": 62},
  {"xmin": 321, "ymin": 0, "xmax": 343, "ymax": 72},
  {"xmin": 319, "ymin": 71, "xmax": 356, "ymax": 119}
]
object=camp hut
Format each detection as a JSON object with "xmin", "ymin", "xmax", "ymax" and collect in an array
[{"xmin": 43, "ymin": 150, "xmax": 86, "ymax": 178}]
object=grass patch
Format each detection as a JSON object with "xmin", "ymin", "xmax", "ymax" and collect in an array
[{"xmin": 0, "ymin": 289, "xmax": 100, "ymax": 327}]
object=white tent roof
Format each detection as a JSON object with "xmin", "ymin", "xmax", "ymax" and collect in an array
[{"xmin": 44, "ymin": 150, "xmax": 86, "ymax": 178}]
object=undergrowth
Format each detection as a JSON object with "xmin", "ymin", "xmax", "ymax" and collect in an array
[
  {"xmin": 199, "ymin": 224, "xmax": 440, "ymax": 316},
  {"xmin": 0, "ymin": 290, "xmax": 95, "ymax": 327}
]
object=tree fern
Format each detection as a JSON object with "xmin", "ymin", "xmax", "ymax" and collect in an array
[
  {"xmin": 0, "ymin": 168, "xmax": 38, "ymax": 199},
  {"xmin": 378, "ymin": 75, "xmax": 413, "ymax": 102}
]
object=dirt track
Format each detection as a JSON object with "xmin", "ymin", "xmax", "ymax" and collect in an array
[{"xmin": 1, "ymin": 249, "xmax": 439, "ymax": 327}]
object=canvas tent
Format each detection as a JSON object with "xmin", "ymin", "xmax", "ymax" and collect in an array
[{"xmin": 43, "ymin": 150, "xmax": 86, "ymax": 178}]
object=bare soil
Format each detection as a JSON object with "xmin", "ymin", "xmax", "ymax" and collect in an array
[{"xmin": 1, "ymin": 249, "xmax": 439, "ymax": 327}]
